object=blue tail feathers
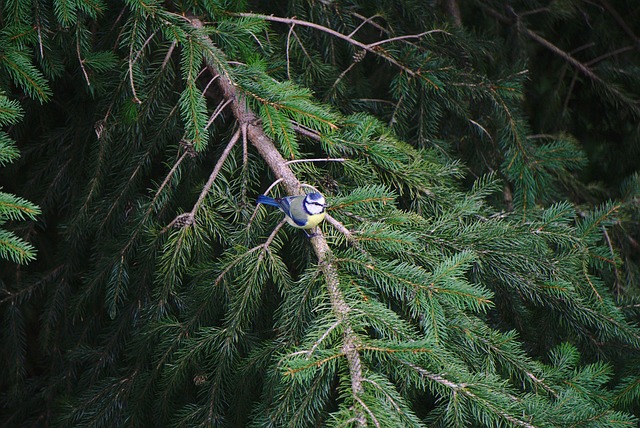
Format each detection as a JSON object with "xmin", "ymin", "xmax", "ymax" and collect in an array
[{"xmin": 256, "ymin": 194, "xmax": 280, "ymax": 207}]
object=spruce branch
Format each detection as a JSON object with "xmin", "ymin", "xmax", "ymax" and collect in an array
[
  {"xmin": 234, "ymin": 13, "xmax": 440, "ymax": 78},
  {"xmin": 284, "ymin": 157, "xmax": 346, "ymax": 165},
  {"xmin": 602, "ymin": 225, "xmax": 621, "ymax": 294},
  {"xmin": 189, "ymin": 16, "xmax": 367, "ymax": 422},
  {"xmin": 476, "ymin": 2, "xmax": 640, "ymax": 115},
  {"xmin": 349, "ymin": 13, "xmax": 388, "ymax": 38},
  {"xmin": 76, "ymin": 33, "xmax": 90, "ymax": 86},
  {"xmin": 403, "ymin": 361, "xmax": 537, "ymax": 428},
  {"xmin": 286, "ymin": 22, "xmax": 295, "ymax": 80},
  {"xmin": 204, "ymin": 96, "xmax": 230, "ymax": 131},
  {"xmin": 128, "ymin": 17, "xmax": 143, "ymax": 104},
  {"xmin": 167, "ymin": 127, "xmax": 241, "ymax": 229},
  {"xmin": 599, "ymin": 0, "xmax": 640, "ymax": 51},
  {"xmin": 325, "ymin": 213, "xmax": 375, "ymax": 261},
  {"xmin": 291, "ymin": 121, "xmax": 322, "ymax": 141}
]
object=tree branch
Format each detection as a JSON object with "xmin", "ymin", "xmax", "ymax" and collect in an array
[
  {"xmin": 599, "ymin": 0, "xmax": 640, "ymax": 51},
  {"xmin": 167, "ymin": 127, "xmax": 241, "ymax": 229},
  {"xmin": 475, "ymin": 4, "xmax": 640, "ymax": 131},
  {"xmin": 442, "ymin": 0, "xmax": 462, "ymax": 27},
  {"xmin": 476, "ymin": 4, "xmax": 608, "ymax": 85},
  {"xmin": 189, "ymin": 16, "xmax": 366, "ymax": 423},
  {"xmin": 235, "ymin": 12, "xmax": 417, "ymax": 77}
]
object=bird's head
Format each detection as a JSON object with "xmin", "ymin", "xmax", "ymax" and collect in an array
[{"xmin": 304, "ymin": 192, "xmax": 326, "ymax": 215}]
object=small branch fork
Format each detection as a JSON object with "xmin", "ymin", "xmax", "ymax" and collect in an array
[
  {"xmin": 166, "ymin": 127, "xmax": 242, "ymax": 229},
  {"xmin": 236, "ymin": 13, "xmax": 448, "ymax": 79},
  {"xmin": 188, "ymin": 16, "xmax": 367, "ymax": 425},
  {"xmin": 476, "ymin": 3, "xmax": 635, "ymax": 95}
]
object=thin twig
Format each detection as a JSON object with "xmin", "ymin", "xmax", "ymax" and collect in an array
[
  {"xmin": 366, "ymin": 30, "xmax": 448, "ymax": 49},
  {"xmin": 77, "ymin": 35, "xmax": 90, "ymax": 86},
  {"xmin": 602, "ymin": 226, "xmax": 621, "ymax": 295},
  {"xmin": 402, "ymin": 360, "xmax": 536, "ymax": 428},
  {"xmin": 247, "ymin": 177, "xmax": 285, "ymax": 229},
  {"xmin": 191, "ymin": 128, "xmax": 242, "ymax": 217},
  {"xmin": 128, "ymin": 143, "xmax": 188, "ymax": 248},
  {"xmin": 263, "ymin": 178, "xmax": 285, "ymax": 197},
  {"xmin": 599, "ymin": 0, "xmax": 640, "ymax": 51},
  {"xmin": 325, "ymin": 214, "xmax": 354, "ymax": 240},
  {"xmin": 290, "ymin": 27, "xmax": 314, "ymax": 64},
  {"xmin": 205, "ymin": 97, "xmax": 231, "ymax": 131},
  {"xmin": 326, "ymin": 61, "xmax": 360, "ymax": 100},
  {"xmin": 477, "ymin": 4, "xmax": 610, "ymax": 87},
  {"xmin": 562, "ymin": 71, "xmax": 579, "ymax": 115},
  {"xmin": 348, "ymin": 13, "xmax": 383, "ymax": 38},
  {"xmin": 325, "ymin": 214, "xmax": 374, "ymax": 261},
  {"xmin": 301, "ymin": 183, "xmax": 322, "ymax": 193},
  {"xmin": 587, "ymin": 45, "xmax": 635, "ymax": 66},
  {"xmin": 162, "ymin": 40, "xmax": 177, "ymax": 70},
  {"xmin": 292, "ymin": 122, "xmax": 322, "ymax": 141},
  {"xmin": 286, "ymin": 23, "xmax": 295, "ymax": 79},
  {"xmin": 132, "ymin": 29, "xmax": 159, "ymax": 65},
  {"xmin": 350, "ymin": 13, "xmax": 390, "ymax": 36},
  {"xmin": 167, "ymin": 127, "xmax": 241, "ymax": 229},
  {"xmin": 285, "ymin": 157, "xmax": 346, "ymax": 165},
  {"xmin": 354, "ymin": 395, "xmax": 378, "ymax": 427},
  {"xmin": 306, "ymin": 319, "xmax": 342, "ymax": 357},
  {"xmin": 213, "ymin": 222, "xmax": 284, "ymax": 288},
  {"xmin": 235, "ymin": 13, "xmax": 417, "ymax": 77},
  {"xmin": 525, "ymin": 30, "xmax": 604, "ymax": 83},
  {"xmin": 128, "ymin": 19, "xmax": 142, "ymax": 104}
]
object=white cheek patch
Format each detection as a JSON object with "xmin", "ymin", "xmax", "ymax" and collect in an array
[
  {"xmin": 304, "ymin": 195, "xmax": 326, "ymax": 215},
  {"xmin": 306, "ymin": 203, "xmax": 325, "ymax": 215}
]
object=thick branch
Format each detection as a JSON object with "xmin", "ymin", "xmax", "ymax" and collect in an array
[
  {"xmin": 189, "ymin": 16, "xmax": 366, "ymax": 421},
  {"xmin": 442, "ymin": 0, "xmax": 462, "ymax": 27}
]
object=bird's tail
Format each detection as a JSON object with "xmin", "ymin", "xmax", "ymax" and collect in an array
[{"xmin": 256, "ymin": 194, "xmax": 280, "ymax": 207}]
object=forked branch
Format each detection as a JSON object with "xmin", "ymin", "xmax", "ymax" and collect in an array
[
  {"xmin": 189, "ymin": 16, "xmax": 367, "ymax": 424},
  {"xmin": 235, "ymin": 13, "xmax": 446, "ymax": 78}
]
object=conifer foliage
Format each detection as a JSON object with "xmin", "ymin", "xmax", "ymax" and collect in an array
[
  {"xmin": 1, "ymin": 0, "xmax": 640, "ymax": 426},
  {"xmin": 0, "ymin": 91, "xmax": 41, "ymax": 264}
]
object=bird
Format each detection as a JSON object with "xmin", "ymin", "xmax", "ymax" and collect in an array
[{"xmin": 256, "ymin": 192, "xmax": 327, "ymax": 234}]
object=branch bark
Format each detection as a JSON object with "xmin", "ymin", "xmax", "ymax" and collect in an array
[
  {"xmin": 189, "ymin": 16, "xmax": 366, "ymax": 424},
  {"xmin": 442, "ymin": 0, "xmax": 462, "ymax": 27}
]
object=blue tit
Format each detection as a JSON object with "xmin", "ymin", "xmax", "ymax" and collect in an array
[{"xmin": 256, "ymin": 192, "xmax": 327, "ymax": 231}]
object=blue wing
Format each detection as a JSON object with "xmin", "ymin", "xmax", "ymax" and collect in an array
[
  {"xmin": 276, "ymin": 197, "xmax": 307, "ymax": 226},
  {"xmin": 257, "ymin": 195, "xmax": 306, "ymax": 226},
  {"xmin": 256, "ymin": 194, "xmax": 280, "ymax": 207}
]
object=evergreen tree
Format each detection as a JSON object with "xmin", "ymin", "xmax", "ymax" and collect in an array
[
  {"xmin": 1, "ymin": 0, "xmax": 640, "ymax": 426},
  {"xmin": 0, "ymin": 91, "xmax": 40, "ymax": 264}
]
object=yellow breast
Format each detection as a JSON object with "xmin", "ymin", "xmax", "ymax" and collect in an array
[{"xmin": 286, "ymin": 211, "xmax": 326, "ymax": 229}]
